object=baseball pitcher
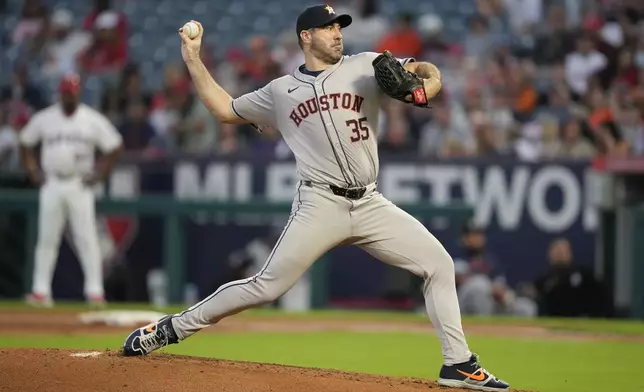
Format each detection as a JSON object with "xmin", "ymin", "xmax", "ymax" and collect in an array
[
  {"xmin": 20, "ymin": 74, "xmax": 123, "ymax": 308},
  {"xmin": 122, "ymin": 5, "xmax": 509, "ymax": 390}
]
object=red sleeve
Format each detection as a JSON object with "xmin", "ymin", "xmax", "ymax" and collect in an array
[
  {"xmin": 113, "ymin": 41, "xmax": 127, "ymax": 67},
  {"xmin": 117, "ymin": 14, "xmax": 129, "ymax": 47},
  {"xmin": 82, "ymin": 12, "xmax": 97, "ymax": 30},
  {"xmin": 78, "ymin": 47, "xmax": 92, "ymax": 70},
  {"xmin": 151, "ymin": 93, "xmax": 166, "ymax": 110},
  {"xmin": 78, "ymin": 43, "xmax": 127, "ymax": 72}
]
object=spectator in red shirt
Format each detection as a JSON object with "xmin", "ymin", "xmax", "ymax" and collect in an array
[
  {"xmin": 82, "ymin": 0, "xmax": 128, "ymax": 48},
  {"xmin": 78, "ymin": 11, "xmax": 127, "ymax": 74},
  {"xmin": 376, "ymin": 13, "xmax": 423, "ymax": 60},
  {"xmin": 242, "ymin": 36, "xmax": 281, "ymax": 88},
  {"xmin": 586, "ymin": 87, "xmax": 613, "ymax": 131},
  {"xmin": 614, "ymin": 49, "xmax": 639, "ymax": 87}
]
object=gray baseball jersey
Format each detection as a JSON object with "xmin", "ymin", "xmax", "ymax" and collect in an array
[
  {"xmin": 230, "ymin": 52, "xmax": 413, "ymax": 187},
  {"xmin": 171, "ymin": 52, "xmax": 473, "ymax": 367}
]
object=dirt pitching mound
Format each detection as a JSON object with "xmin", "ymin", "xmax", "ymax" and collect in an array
[{"xmin": 0, "ymin": 348, "xmax": 527, "ymax": 392}]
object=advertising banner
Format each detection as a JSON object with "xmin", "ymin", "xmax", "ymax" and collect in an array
[{"xmin": 53, "ymin": 155, "xmax": 597, "ymax": 301}]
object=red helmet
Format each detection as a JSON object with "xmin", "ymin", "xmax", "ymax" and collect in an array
[{"xmin": 58, "ymin": 73, "xmax": 82, "ymax": 95}]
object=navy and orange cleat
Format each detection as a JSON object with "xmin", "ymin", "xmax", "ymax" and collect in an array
[
  {"xmin": 437, "ymin": 354, "xmax": 509, "ymax": 391},
  {"xmin": 122, "ymin": 315, "xmax": 179, "ymax": 356}
]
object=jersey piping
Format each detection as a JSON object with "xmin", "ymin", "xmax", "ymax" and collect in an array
[
  {"xmin": 320, "ymin": 67, "xmax": 358, "ymax": 185},
  {"xmin": 291, "ymin": 73, "xmax": 352, "ymax": 187}
]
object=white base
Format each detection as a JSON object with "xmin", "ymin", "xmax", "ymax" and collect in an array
[{"xmin": 77, "ymin": 310, "xmax": 167, "ymax": 326}]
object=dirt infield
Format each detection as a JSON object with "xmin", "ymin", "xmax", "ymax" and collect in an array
[{"xmin": 2, "ymin": 347, "xmax": 502, "ymax": 392}]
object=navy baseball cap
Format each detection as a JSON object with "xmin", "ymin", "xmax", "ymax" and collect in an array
[{"xmin": 296, "ymin": 4, "xmax": 352, "ymax": 36}]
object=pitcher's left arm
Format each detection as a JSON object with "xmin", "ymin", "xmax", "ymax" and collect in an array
[{"xmin": 404, "ymin": 62, "xmax": 442, "ymax": 100}]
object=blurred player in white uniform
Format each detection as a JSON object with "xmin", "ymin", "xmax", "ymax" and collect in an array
[{"xmin": 20, "ymin": 74, "xmax": 123, "ymax": 308}]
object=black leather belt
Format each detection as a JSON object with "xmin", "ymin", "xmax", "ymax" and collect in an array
[{"xmin": 302, "ymin": 181, "xmax": 367, "ymax": 200}]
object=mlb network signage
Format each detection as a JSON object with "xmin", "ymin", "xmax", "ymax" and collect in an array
[
  {"xmin": 106, "ymin": 155, "xmax": 597, "ymax": 285},
  {"xmin": 148, "ymin": 157, "xmax": 596, "ymax": 233}
]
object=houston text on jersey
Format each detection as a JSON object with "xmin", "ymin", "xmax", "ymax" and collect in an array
[{"xmin": 289, "ymin": 93, "xmax": 365, "ymax": 126}]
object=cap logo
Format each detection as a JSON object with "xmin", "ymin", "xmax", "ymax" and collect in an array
[{"xmin": 325, "ymin": 5, "xmax": 335, "ymax": 14}]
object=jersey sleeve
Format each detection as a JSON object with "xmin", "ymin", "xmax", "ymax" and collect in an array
[
  {"xmin": 19, "ymin": 113, "xmax": 43, "ymax": 147},
  {"xmin": 398, "ymin": 57, "xmax": 416, "ymax": 66},
  {"xmin": 230, "ymin": 82, "xmax": 276, "ymax": 128},
  {"xmin": 93, "ymin": 112, "xmax": 123, "ymax": 153}
]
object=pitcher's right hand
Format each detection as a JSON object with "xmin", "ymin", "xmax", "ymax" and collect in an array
[{"xmin": 179, "ymin": 20, "xmax": 203, "ymax": 63}]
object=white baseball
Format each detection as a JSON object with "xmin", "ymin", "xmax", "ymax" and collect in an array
[{"xmin": 182, "ymin": 21, "xmax": 199, "ymax": 39}]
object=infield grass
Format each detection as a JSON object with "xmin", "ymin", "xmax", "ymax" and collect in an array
[
  {"xmin": 2, "ymin": 300, "xmax": 643, "ymax": 335},
  {"xmin": 1, "ymin": 301, "xmax": 642, "ymax": 392}
]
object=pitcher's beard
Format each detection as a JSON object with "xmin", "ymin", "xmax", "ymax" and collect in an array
[
  {"xmin": 327, "ymin": 48, "xmax": 343, "ymax": 63},
  {"xmin": 311, "ymin": 42, "xmax": 343, "ymax": 65}
]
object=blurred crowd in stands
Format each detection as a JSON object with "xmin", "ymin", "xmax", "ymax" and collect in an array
[
  {"xmin": 0, "ymin": 0, "xmax": 624, "ymax": 318},
  {"xmin": 2, "ymin": 0, "xmax": 644, "ymax": 170},
  {"xmin": 450, "ymin": 220, "xmax": 612, "ymax": 318}
]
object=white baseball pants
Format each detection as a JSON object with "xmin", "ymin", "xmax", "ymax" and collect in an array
[
  {"xmin": 172, "ymin": 181, "xmax": 472, "ymax": 365},
  {"xmin": 31, "ymin": 176, "xmax": 104, "ymax": 298}
]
